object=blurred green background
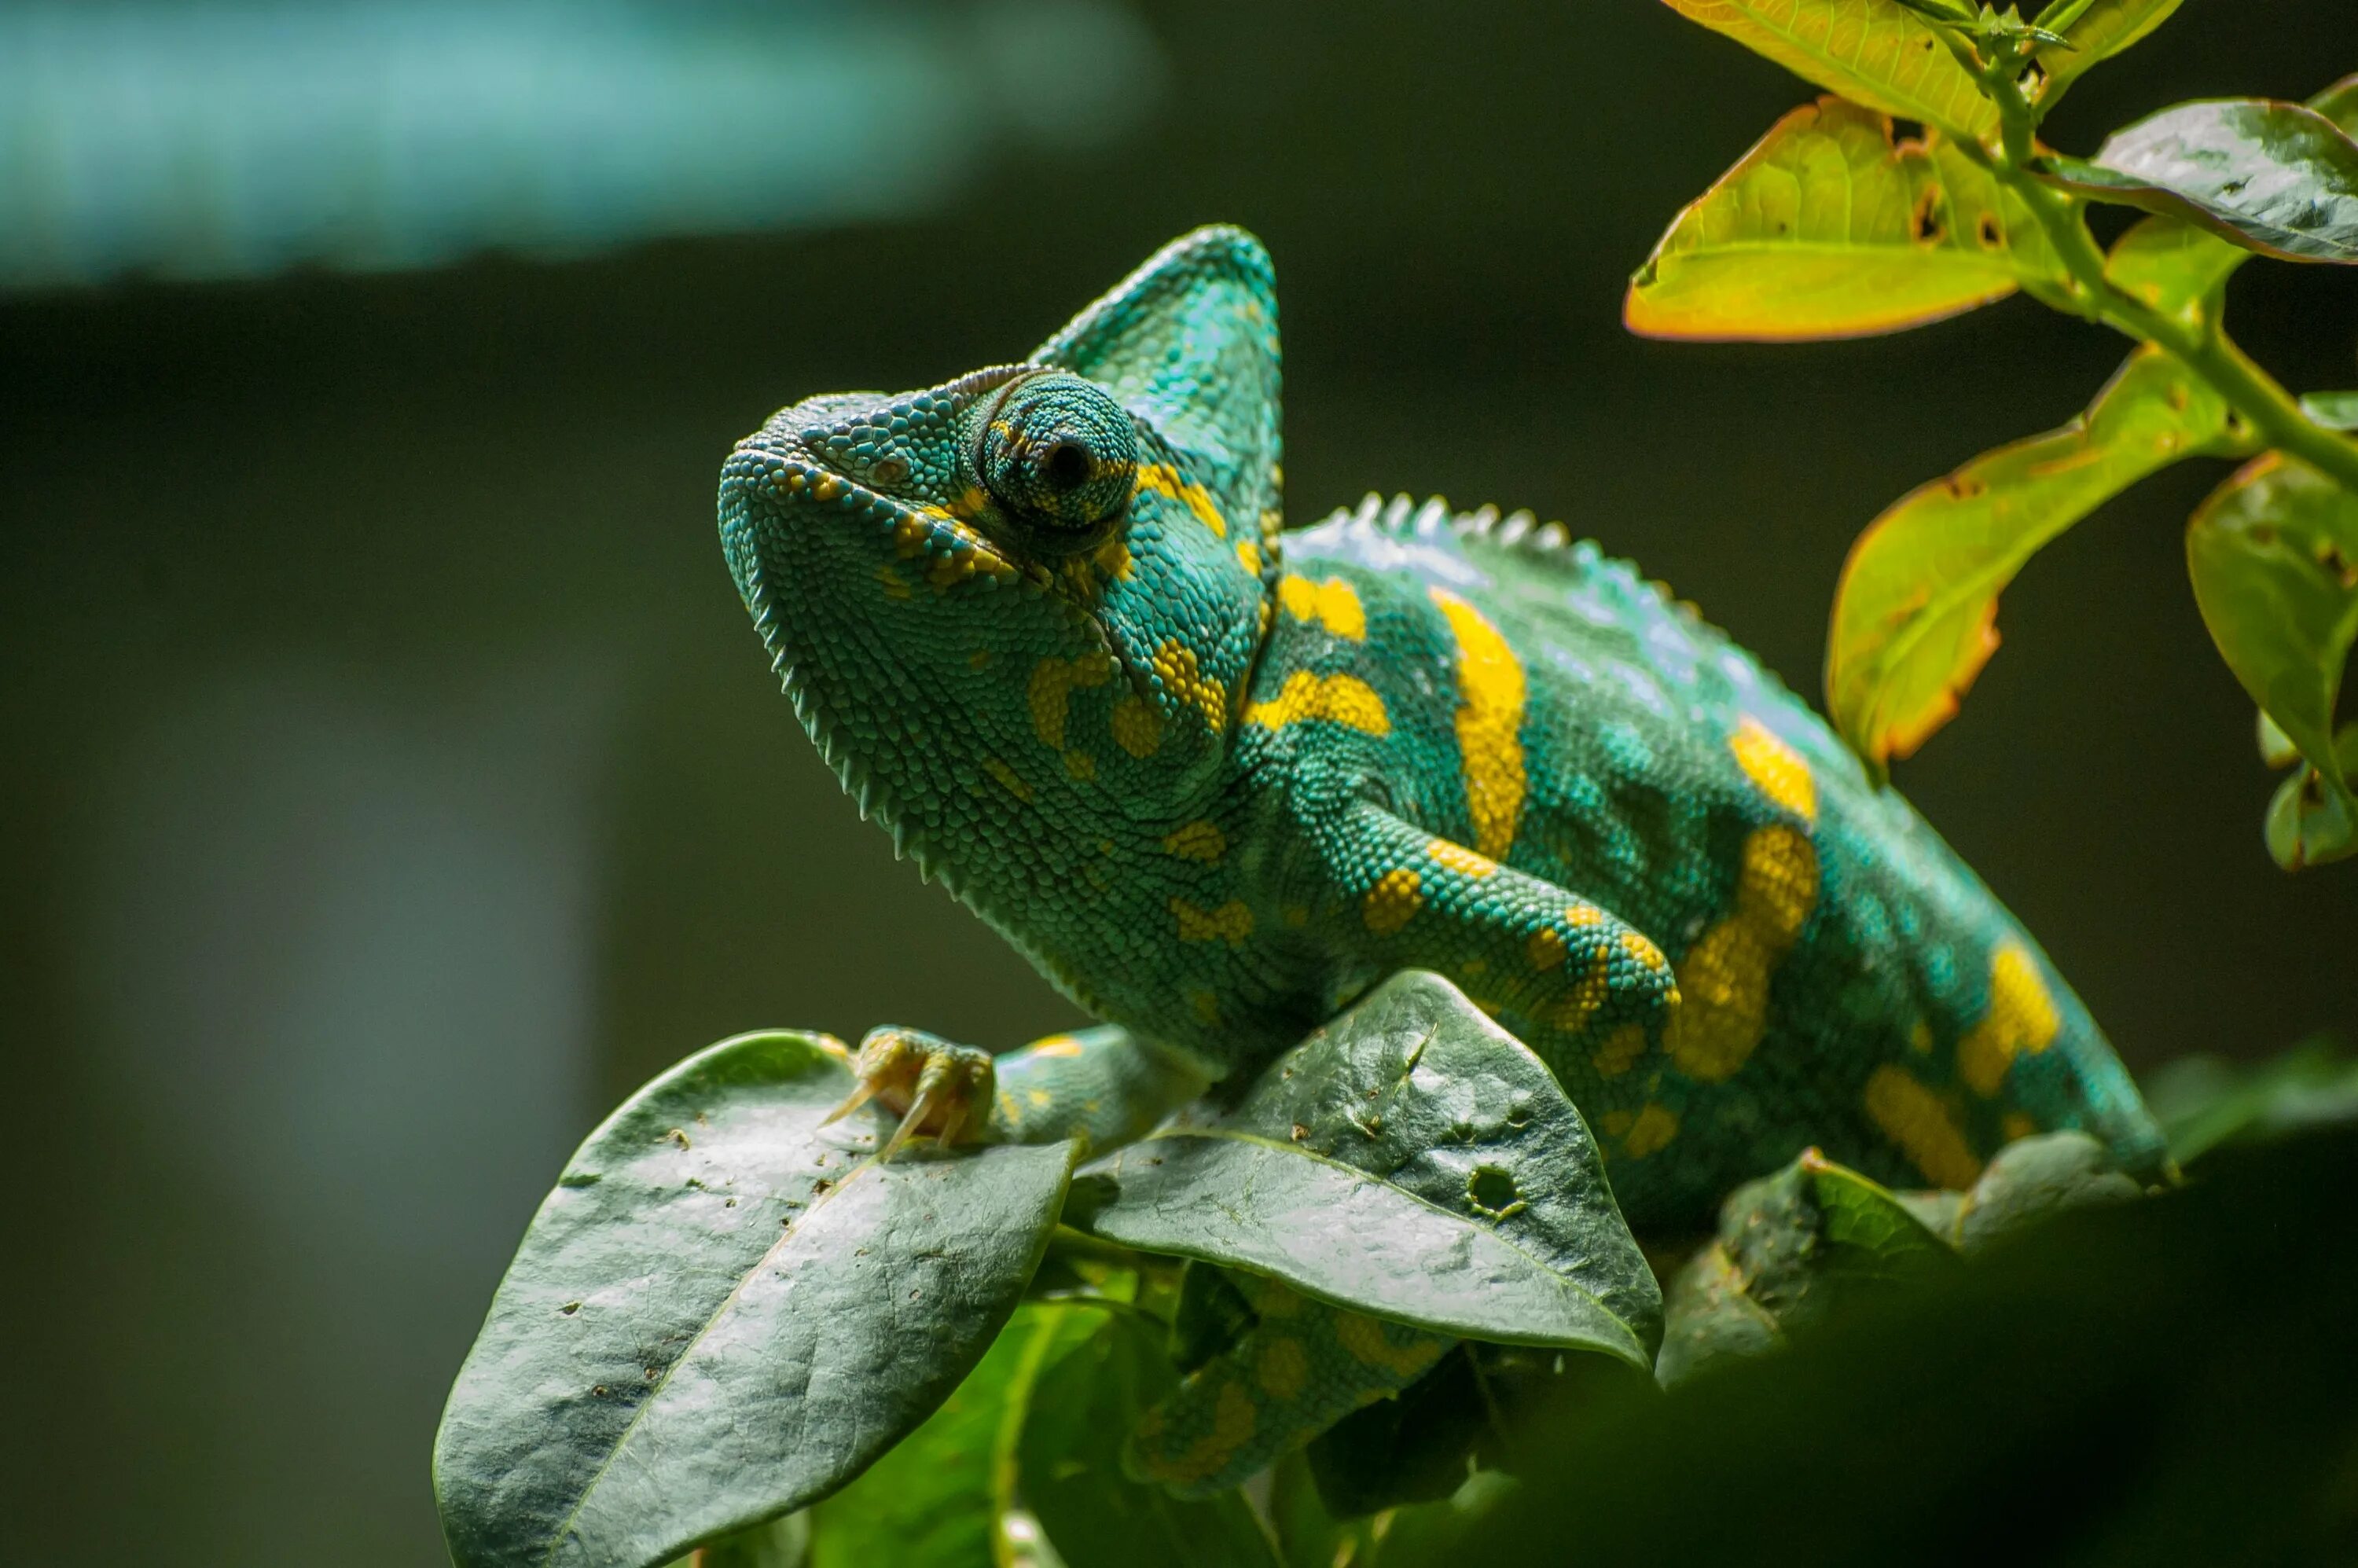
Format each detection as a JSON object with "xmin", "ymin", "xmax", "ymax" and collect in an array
[{"xmin": 4, "ymin": 2, "xmax": 2352, "ymax": 1562}]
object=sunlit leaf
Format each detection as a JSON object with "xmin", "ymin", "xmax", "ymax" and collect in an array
[
  {"xmin": 1017, "ymin": 1309, "xmax": 1284, "ymax": 1568},
  {"xmin": 1657, "ymin": 0, "xmax": 1998, "ymax": 141},
  {"xmin": 2301, "ymin": 391, "xmax": 2358, "ymax": 431},
  {"xmin": 2186, "ymin": 454, "xmax": 2358, "ymax": 866},
  {"xmin": 1827, "ymin": 346, "xmax": 2233, "ymax": 765},
  {"xmin": 2045, "ymin": 98, "xmax": 2358, "ymax": 263},
  {"xmin": 1068, "ymin": 971, "xmax": 1660, "ymax": 1365},
  {"xmin": 1628, "ymin": 97, "xmax": 2066, "ymax": 340},
  {"xmin": 2029, "ymin": 0, "xmax": 2184, "ymax": 112},
  {"xmin": 432, "ymin": 1031, "xmax": 1078, "ymax": 1568},
  {"xmin": 2103, "ymin": 76, "xmax": 2358, "ymax": 321}
]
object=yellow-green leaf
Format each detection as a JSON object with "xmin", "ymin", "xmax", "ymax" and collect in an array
[
  {"xmin": 2187, "ymin": 454, "xmax": 2358, "ymax": 868},
  {"xmin": 1658, "ymin": 0, "xmax": 1998, "ymax": 141},
  {"xmin": 2030, "ymin": 0, "xmax": 2184, "ymax": 112},
  {"xmin": 1628, "ymin": 97, "xmax": 2065, "ymax": 340},
  {"xmin": 1827, "ymin": 346, "xmax": 2231, "ymax": 764}
]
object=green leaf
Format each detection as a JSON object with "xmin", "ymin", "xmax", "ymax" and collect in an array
[
  {"xmin": 2103, "ymin": 76, "xmax": 2358, "ymax": 321},
  {"xmin": 1067, "ymin": 970, "xmax": 1660, "ymax": 1366},
  {"xmin": 2044, "ymin": 98, "xmax": 2358, "ymax": 264},
  {"xmin": 663, "ymin": 1515, "xmax": 810, "ymax": 1568},
  {"xmin": 807, "ymin": 1304, "xmax": 1099, "ymax": 1568},
  {"xmin": 1799, "ymin": 1148, "xmax": 1956, "ymax": 1279},
  {"xmin": 1627, "ymin": 97, "xmax": 2066, "ymax": 340},
  {"xmin": 2301, "ymin": 391, "xmax": 2358, "ymax": 431},
  {"xmin": 1950, "ymin": 1132, "xmax": 2143, "ymax": 1253},
  {"xmin": 1271, "ymin": 1456, "xmax": 1516, "ymax": 1568},
  {"xmin": 1656, "ymin": 0, "xmax": 1998, "ymax": 141},
  {"xmin": 2143, "ymin": 1038, "xmax": 2358, "ymax": 1165},
  {"xmin": 432, "ymin": 1031, "xmax": 1078, "ymax": 1568},
  {"xmin": 2029, "ymin": 0, "xmax": 2183, "ymax": 112},
  {"xmin": 2186, "ymin": 454, "xmax": 2358, "ymax": 866},
  {"xmin": 1016, "ymin": 1308, "xmax": 1282, "ymax": 1568},
  {"xmin": 1653, "ymin": 1243, "xmax": 1783, "ymax": 1390},
  {"xmin": 2266, "ymin": 747, "xmax": 2358, "ymax": 869},
  {"xmin": 1827, "ymin": 345, "xmax": 2233, "ymax": 765}
]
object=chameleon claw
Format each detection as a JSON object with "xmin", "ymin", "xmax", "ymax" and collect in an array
[{"xmin": 838, "ymin": 1027, "xmax": 996, "ymax": 1161}]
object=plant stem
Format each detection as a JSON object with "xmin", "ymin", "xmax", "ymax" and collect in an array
[{"xmin": 1977, "ymin": 50, "xmax": 2358, "ymax": 494}]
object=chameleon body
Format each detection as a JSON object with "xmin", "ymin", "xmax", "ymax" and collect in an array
[{"xmin": 718, "ymin": 226, "xmax": 2165, "ymax": 1491}]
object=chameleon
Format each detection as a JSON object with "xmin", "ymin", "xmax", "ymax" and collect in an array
[{"xmin": 716, "ymin": 225, "xmax": 2168, "ymax": 1494}]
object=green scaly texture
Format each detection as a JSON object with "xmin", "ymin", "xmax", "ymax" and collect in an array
[{"xmin": 716, "ymin": 226, "xmax": 2166, "ymax": 1493}]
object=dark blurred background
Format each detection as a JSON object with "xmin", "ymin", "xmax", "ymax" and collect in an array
[{"xmin": 4, "ymin": 2, "xmax": 2352, "ymax": 1562}]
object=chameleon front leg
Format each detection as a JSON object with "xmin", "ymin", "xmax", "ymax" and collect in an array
[{"xmin": 829, "ymin": 1023, "xmax": 1207, "ymax": 1159}]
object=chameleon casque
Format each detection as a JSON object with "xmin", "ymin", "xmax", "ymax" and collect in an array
[{"xmin": 716, "ymin": 226, "xmax": 2167, "ymax": 1493}]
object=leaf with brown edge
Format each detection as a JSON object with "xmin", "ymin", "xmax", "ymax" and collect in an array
[
  {"xmin": 1627, "ymin": 97, "xmax": 2068, "ymax": 340},
  {"xmin": 2029, "ymin": 0, "xmax": 2184, "ymax": 113},
  {"xmin": 2187, "ymin": 454, "xmax": 2358, "ymax": 868},
  {"xmin": 1827, "ymin": 346, "xmax": 2234, "ymax": 766},
  {"xmin": 1658, "ymin": 0, "xmax": 1998, "ymax": 141}
]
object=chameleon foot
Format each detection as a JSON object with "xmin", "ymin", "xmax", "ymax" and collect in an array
[{"xmin": 823, "ymin": 1026, "xmax": 995, "ymax": 1159}]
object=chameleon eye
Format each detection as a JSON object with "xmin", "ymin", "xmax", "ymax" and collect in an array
[{"xmin": 976, "ymin": 372, "xmax": 1137, "ymax": 547}]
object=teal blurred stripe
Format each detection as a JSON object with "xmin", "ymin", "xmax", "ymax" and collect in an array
[{"xmin": 0, "ymin": 0, "xmax": 1162, "ymax": 287}]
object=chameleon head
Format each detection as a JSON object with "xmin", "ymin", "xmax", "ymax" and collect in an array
[{"xmin": 715, "ymin": 227, "xmax": 1283, "ymax": 890}]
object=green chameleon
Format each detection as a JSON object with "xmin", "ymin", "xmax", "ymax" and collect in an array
[{"xmin": 716, "ymin": 226, "xmax": 2168, "ymax": 1493}]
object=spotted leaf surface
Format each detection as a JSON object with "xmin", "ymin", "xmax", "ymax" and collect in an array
[
  {"xmin": 1657, "ymin": 0, "xmax": 1997, "ymax": 141},
  {"xmin": 1628, "ymin": 97, "xmax": 2063, "ymax": 340},
  {"xmin": 432, "ymin": 1031, "xmax": 1076, "ymax": 1568},
  {"xmin": 1067, "ymin": 970, "xmax": 1659, "ymax": 1364},
  {"xmin": 2044, "ymin": 97, "xmax": 2358, "ymax": 264},
  {"xmin": 1827, "ymin": 345, "xmax": 2234, "ymax": 765}
]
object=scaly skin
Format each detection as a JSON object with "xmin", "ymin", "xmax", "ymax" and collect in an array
[{"xmin": 717, "ymin": 225, "xmax": 2166, "ymax": 1492}]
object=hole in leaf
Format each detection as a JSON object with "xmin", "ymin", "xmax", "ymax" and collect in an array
[
  {"xmin": 1910, "ymin": 187, "xmax": 1945, "ymax": 245},
  {"xmin": 1467, "ymin": 1164, "xmax": 1526, "ymax": 1218},
  {"xmin": 1977, "ymin": 212, "xmax": 2003, "ymax": 248},
  {"xmin": 1890, "ymin": 117, "xmax": 1926, "ymax": 146}
]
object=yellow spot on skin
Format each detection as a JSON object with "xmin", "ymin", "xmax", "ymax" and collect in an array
[
  {"xmin": 982, "ymin": 758, "xmax": 1034, "ymax": 803},
  {"xmin": 1527, "ymin": 927, "xmax": 1568, "ymax": 971},
  {"xmin": 1236, "ymin": 538, "xmax": 1263, "ymax": 576},
  {"xmin": 1460, "ymin": 958, "xmax": 1489, "ymax": 977},
  {"xmin": 1666, "ymin": 824, "xmax": 1820, "ymax": 1081},
  {"xmin": 1334, "ymin": 1313, "xmax": 1445, "ymax": 1378},
  {"xmin": 1142, "ymin": 1379, "xmax": 1260, "ymax": 1486},
  {"xmin": 1550, "ymin": 953, "xmax": 1613, "ymax": 1036},
  {"xmin": 1909, "ymin": 1019, "xmax": 1934, "ymax": 1055},
  {"xmin": 2002, "ymin": 1111, "xmax": 2039, "ymax": 1143},
  {"xmin": 1281, "ymin": 904, "xmax": 1310, "ymax": 928},
  {"xmin": 893, "ymin": 513, "xmax": 930, "ymax": 558},
  {"xmin": 1111, "ymin": 694, "xmax": 1164, "ymax": 757},
  {"xmin": 1600, "ymin": 1110, "xmax": 1633, "ymax": 1137},
  {"xmin": 1134, "ymin": 462, "xmax": 1228, "ymax": 537},
  {"xmin": 1032, "ymin": 1035, "xmax": 1085, "ymax": 1059},
  {"xmin": 1957, "ymin": 942, "xmax": 2063, "ymax": 1096},
  {"xmin": 1027, "ymin": 1089, "xmax": 1052, "ymax": 1110},
  {"xmin": 1622, "ymin": 1103, "xmax": 1679, "ymax": 1158},
  {"xmin": 1430, "ymin": 588, "xmax": 1527, "ymax": 859},
  {"xmin": 1362, "ymin": 868, "xmax": 1423, "ymax": 935},
  {"xmin": 1255, "ymin": 1337, "xmax": 1309, "ymax": 1402},
  {"xmin": 1864, "ymin": 1065, "xmax": 1984, "ymax": 1189},
  {"xmin": 1151, "ymin": 640, "xmax": 1228, "ymax": 732},
  {"xmin": 1064, "ymin": 750, "xmax": 1096, "ymax": 780},
  {"xmin": 1245, "ymin": 670, "xmax": 1390, "ymax": 735},
  {"xmin": 1163, "ymin": 820, "xmax": 1228, "ymax": 861},
  {"xmin": 1027, "ymin": 650, "xmax": 1114, "ymax": 749},
  {"xmin": 874, "ymin": 564, "xmax": 912, "ymax": 600},
  {"xmin": 1427, "ymin": 839, "xmax": 1498, "ymax": 878},
  {"xmin": 1566, "ymin": 903, "xmax": 1605, "ymax": 927},
  {"xmin": 1622, "ymin": 931, "xmax": 1668, "ymax": 972},
  {"xmin": 1173, "ymin": 898, "xmax": 1254, "ymax": 947},
  {"xmin": 955, "ymin": 483, "xmax": 988, "ymax": 519},
  {"xmin": 1729, "ymin": 718, "xmax": 1818, "ymax": 824},
  {"xmin": 1093, "ymin": 534, "xmax": 1133, "ymax": 582},
  {"xmin": 1276, "ymin": 574, "xmax": 1367, "ymax": 640},
  {"xmin": 1592, "ymin": 1023, "xmax": 1648, "ymax": 1078},
  {"xmin": 1188, "ymin": 988, "xmax": 1221, "ymax": 1026},
  {"xmin": 996, "ymin": 1090, "xmax": 1019, "ymax": 1123}
]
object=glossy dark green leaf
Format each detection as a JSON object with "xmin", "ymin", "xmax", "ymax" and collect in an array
[
  {"xmin": 2029, "ymin": 0, "xmax": 2183, "ymax": 112},
  {"xmin": 1800, "ymin": 1148, "xmax": 1956, "ymax": 1277},
  {"xmin": 1016, "ymin": 1307, "xmax": 1281, "ymax": 1568},
  {"xmin": 2301, "ymin": 391, "xmax": 2358, "ymax": 431},
  {"xmin": 1656, "ymin": 0, "xmax": 1997, "ymax": 140},
  {"xmin": 1067, "ymin": 971, "xmax": 1659, "ymax": 1365},
  {"xmin": 1652, "ymin": 1244, "xmax": 1783, "ymax": 1391},
  {"xmin": 2103, "ymin": 75, "xmax": 2358, "ymax": 320},
  {"xmin": 2146, "ymin": 1039, "xmax": 2358, "ymax": 1165},
  {"xmin": 1431, "ymin": 1128, "xmax": 2358, "ymax": 1568},
  {"xmin": 433, "ymin": 1031, "xmax": 1077, "ymax": 1568},
  {"xmin": 2045, "ymin": 98, "xmax": 2358, "ymax": 263},
  {"xmin": 806, "ymin": 1303, "xmax": 1100, "ymax": 1568},
  {"xmin": 1827, "ymin": 346, "xmax": 2235, "ymax": 764},
  {"xmin": 2186, "ymin": 454, "xmax": 2358, "ymax": 866},
  {"xmin": 1951, "ymin": 1133, "xmax": 2143, "ymax": 1253}
]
